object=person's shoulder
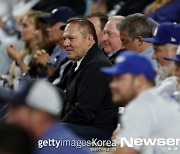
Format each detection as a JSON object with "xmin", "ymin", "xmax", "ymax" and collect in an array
[
  {"xmin": 89, "ymin": 51, "xmax": 112, "ymax": 67},
  {"xmin": 126, "ymin": 88, "xmax": 159, "ymax": 110},
  {"xmin": 41, "ymin": 123, "xmax": 77, "ymax": 140}
]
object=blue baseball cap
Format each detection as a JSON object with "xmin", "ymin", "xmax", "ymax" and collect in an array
[
  {"xmin": 40, "ymin": 6, "xmax": 76, "ymax": 24},
  {"xmin": 164, "ymin": 54, "xmax": 180, "ymax": 63},
  {"xmin": 142, "ymin": 23, "xmax": 180, "ymax": 45},
  {"xmin": 101, "ymin": 51, "xmax": 155, "ymax": 80}
]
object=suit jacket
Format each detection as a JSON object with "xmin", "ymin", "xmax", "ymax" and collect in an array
[
  {"xmin": 109, "ymin": 49, "xmax": 123, "ymax": 64},
  {"xmin": 62, "ymin": 43, "xmax": 118, "ymax": 133}
]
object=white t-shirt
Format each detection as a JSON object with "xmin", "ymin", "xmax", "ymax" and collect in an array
[{"xmin": 116, "ymin": 88, "xmax": 180, "ymax": 154}]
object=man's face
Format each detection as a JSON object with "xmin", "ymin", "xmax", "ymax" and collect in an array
[
  {"xmin": 174, "ymin": 63, "xmax": 180, "ymax": 77},
  {"xmin": 102, "ymin": 20, "xmax": 121, "ymax": 54},
  {"xmin": 109, "ymin": 73, "xmax": 137, "ymax": 106},
  {"xmin": 63, "ymin": 23, "xmax": 92, "ymax": 61},
  {"xmin": 152, "ymin": 44, "xmax": 177, "ymax": 66},
  {"xmin": 47, "ymin": 22, "xmax": 65, "ymax": 44},
  {"xmin": 120, "ymin": 31, "xmax": 139, "ymax": 52},
  {"xmin": 88, "ymin": 17, "xmax": 103, "ymax": 48}
]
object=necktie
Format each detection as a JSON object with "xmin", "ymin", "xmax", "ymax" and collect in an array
[{"xmin": 68, "ymin": 62, "xmax": 77, "ymax": 78}]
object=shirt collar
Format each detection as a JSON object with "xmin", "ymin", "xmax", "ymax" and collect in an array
[
  {"xmin": 107, "ymin": 49, "xmax": 120, "ymax": 58},
  {"xmin": 75, "ymin": 56, "xmax": 84, "ymax": 71},
  {"xmin": 140, "ymin": 46, "xmax": 153, "ymax": 57}
]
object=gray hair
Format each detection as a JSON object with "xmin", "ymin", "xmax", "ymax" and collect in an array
[
  {"xmin": 108, "ymin": 15, "xmax": 125, "ymax": 31},
  {"xmin": 117, "ymin": 13, "xmax": 153, "ymax": 39},
  {"xmin": 108, "ymin": 15, "xmax": 125, "ymax": 22}
]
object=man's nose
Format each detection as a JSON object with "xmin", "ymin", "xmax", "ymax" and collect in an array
[{"xmin": 64, "ymin": 39, "xmax": 70, "ymax": 47}]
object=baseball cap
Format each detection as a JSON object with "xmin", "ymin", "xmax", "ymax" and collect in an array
[
  {"xmin": 165, "ymin": 54, "xmax": 180, "ymax": 63},
  {"xmin": 40, "ymin": 6, "xmax": 76, "ymax": 24},
  {"xmin": 142, "ymin": 23, "xmax": 180, "ymax": 45},
  {"xmin": 10, "ymin": 79, "xmax": 62, "ymax": 116},
  {"xmin": 101, "ymin": 51, "xmax": 155, "ymax": 80}
]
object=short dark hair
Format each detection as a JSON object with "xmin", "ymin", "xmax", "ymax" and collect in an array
[
  {"xmin": 67, "ymin": 17, "xmax": 98, "ymax": 43},
  {"xmin": 118, "ymin": 13, "xmax": 153, "ymax": 39},
  {"xmin": 86, "ymin": 12, "xmax": 108, "ymax": 31}
]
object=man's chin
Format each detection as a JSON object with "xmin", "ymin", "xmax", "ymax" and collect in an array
[
  {"xmin": 103, "ymin": 48, "xmax": 111, "ymax": 54},
  {"xmin": 67, "ymin": 55, "xmax": 74, "ymax": 60},
  {"xmin": 157, "ymin": 63, "xmax": 174, "ymax": 81},
  {"xmin": 112, "ymin": 98, "xmax": 125, "ymax": 107}
]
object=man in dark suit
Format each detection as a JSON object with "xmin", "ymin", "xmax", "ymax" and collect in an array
[{"xmin": 61, "ymin": 18, "xmax": 118, "ymax": 140}]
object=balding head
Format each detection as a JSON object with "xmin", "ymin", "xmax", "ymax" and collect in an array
[
  {"xmin": 108, "ymin": 16, "xmax": 125, "ymax": 23},
  {"xmin": 102, "ymin": 16, "xmax": 124, "ymax": 54}
]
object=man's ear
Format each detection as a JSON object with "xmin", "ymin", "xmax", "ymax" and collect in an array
[
  {"xmin": 136, "ymin": 36, "xmax": 143, "ymax": 46},
  {"xmin": 134, "ymin": 74, "xmax": 146, "ymax": 91},
  {"xmin": 86, "ymin": 34, "xmax": 94, "ymax": 46}
]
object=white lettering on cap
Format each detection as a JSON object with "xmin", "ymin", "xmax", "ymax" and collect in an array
[
  {"xmin": 52, "ymin": 9, "xmax": 58, "ymax": 14},
  {"xmin": 171, "ymin": 37, "xmax": 176, "ymax": 42},
  {"xmin": 116, "ymin": 56, "xmax": 126, "ymax": 63}
]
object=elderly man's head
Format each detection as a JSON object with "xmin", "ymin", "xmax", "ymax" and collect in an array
[
  {"xmin": 102, "ymin": 16, "xmax": 124, "ymax": 55},
  {"xmin": 165, "ymin": 46, "xmax": 180, "ymax": 77},
  {"xmin": 143, "ymin": 23, "xmax": 180, "ymax": 80},
  {"xmin": 63, "ymin": 18, "xmax": 97, "ymax": 61},
  {"xmin": 152, "ymin": 44, "xmax": 177, "ymax": 79}
]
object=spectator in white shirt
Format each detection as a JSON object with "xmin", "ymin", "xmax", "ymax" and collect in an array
[{"xmin": 101, "ymin": 51, "xmax": 180, "ymax": 154}]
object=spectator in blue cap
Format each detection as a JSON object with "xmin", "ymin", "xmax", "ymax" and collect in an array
[
  {"xmin": 143, "ymin": 23, "xmax": 180, "ymax": 98},
  {"xmin": 101, "ymin": 51, "xmax": 180, "ymax": 154},
  {"xmin": 34, "ymin": 6, "xmax": 77, "ymax": 90},
  {"xmin": 37, "ymin": 6, "xmax": 76, "ymax": 68},
  {"xmin": 6, "ymin": 79, "xmax": 93, "ymax": 154},
  {"xmin": 165, "ymin": 46, "xmax": 180, "ymax": 101},
  {"xmin": 101, "ymin": 51, "xmax": 156, "ymax": 106}
]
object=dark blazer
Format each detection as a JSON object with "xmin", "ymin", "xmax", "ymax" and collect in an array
[
  {"xmin": 62, "ymin": 43, "xmax": 118, "ymax": 133},
  {"xmin": 109, "ymin": 49, "xmax": 123, "ymax": 64}
]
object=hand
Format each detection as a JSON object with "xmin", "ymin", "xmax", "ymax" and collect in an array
[
  {"xmin": 47, "ymin": 65, "xmax": 56, "ymax": 76},
  {"xmin": 34, "ymin": 49, "xmax": 50, "ymax": 66},
  {"xmin": 7, "ymin": 44, "xmax": 20, "ymax": 61}
]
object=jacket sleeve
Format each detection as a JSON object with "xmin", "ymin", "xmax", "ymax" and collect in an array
[{"xmin": 61, "ymin": 62, "xmax": 112, "ymax": 125}]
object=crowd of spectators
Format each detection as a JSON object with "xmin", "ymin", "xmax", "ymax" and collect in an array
[{"xmin": 0, "ymin": 0, "xmax": 180, "ymax": 154}]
